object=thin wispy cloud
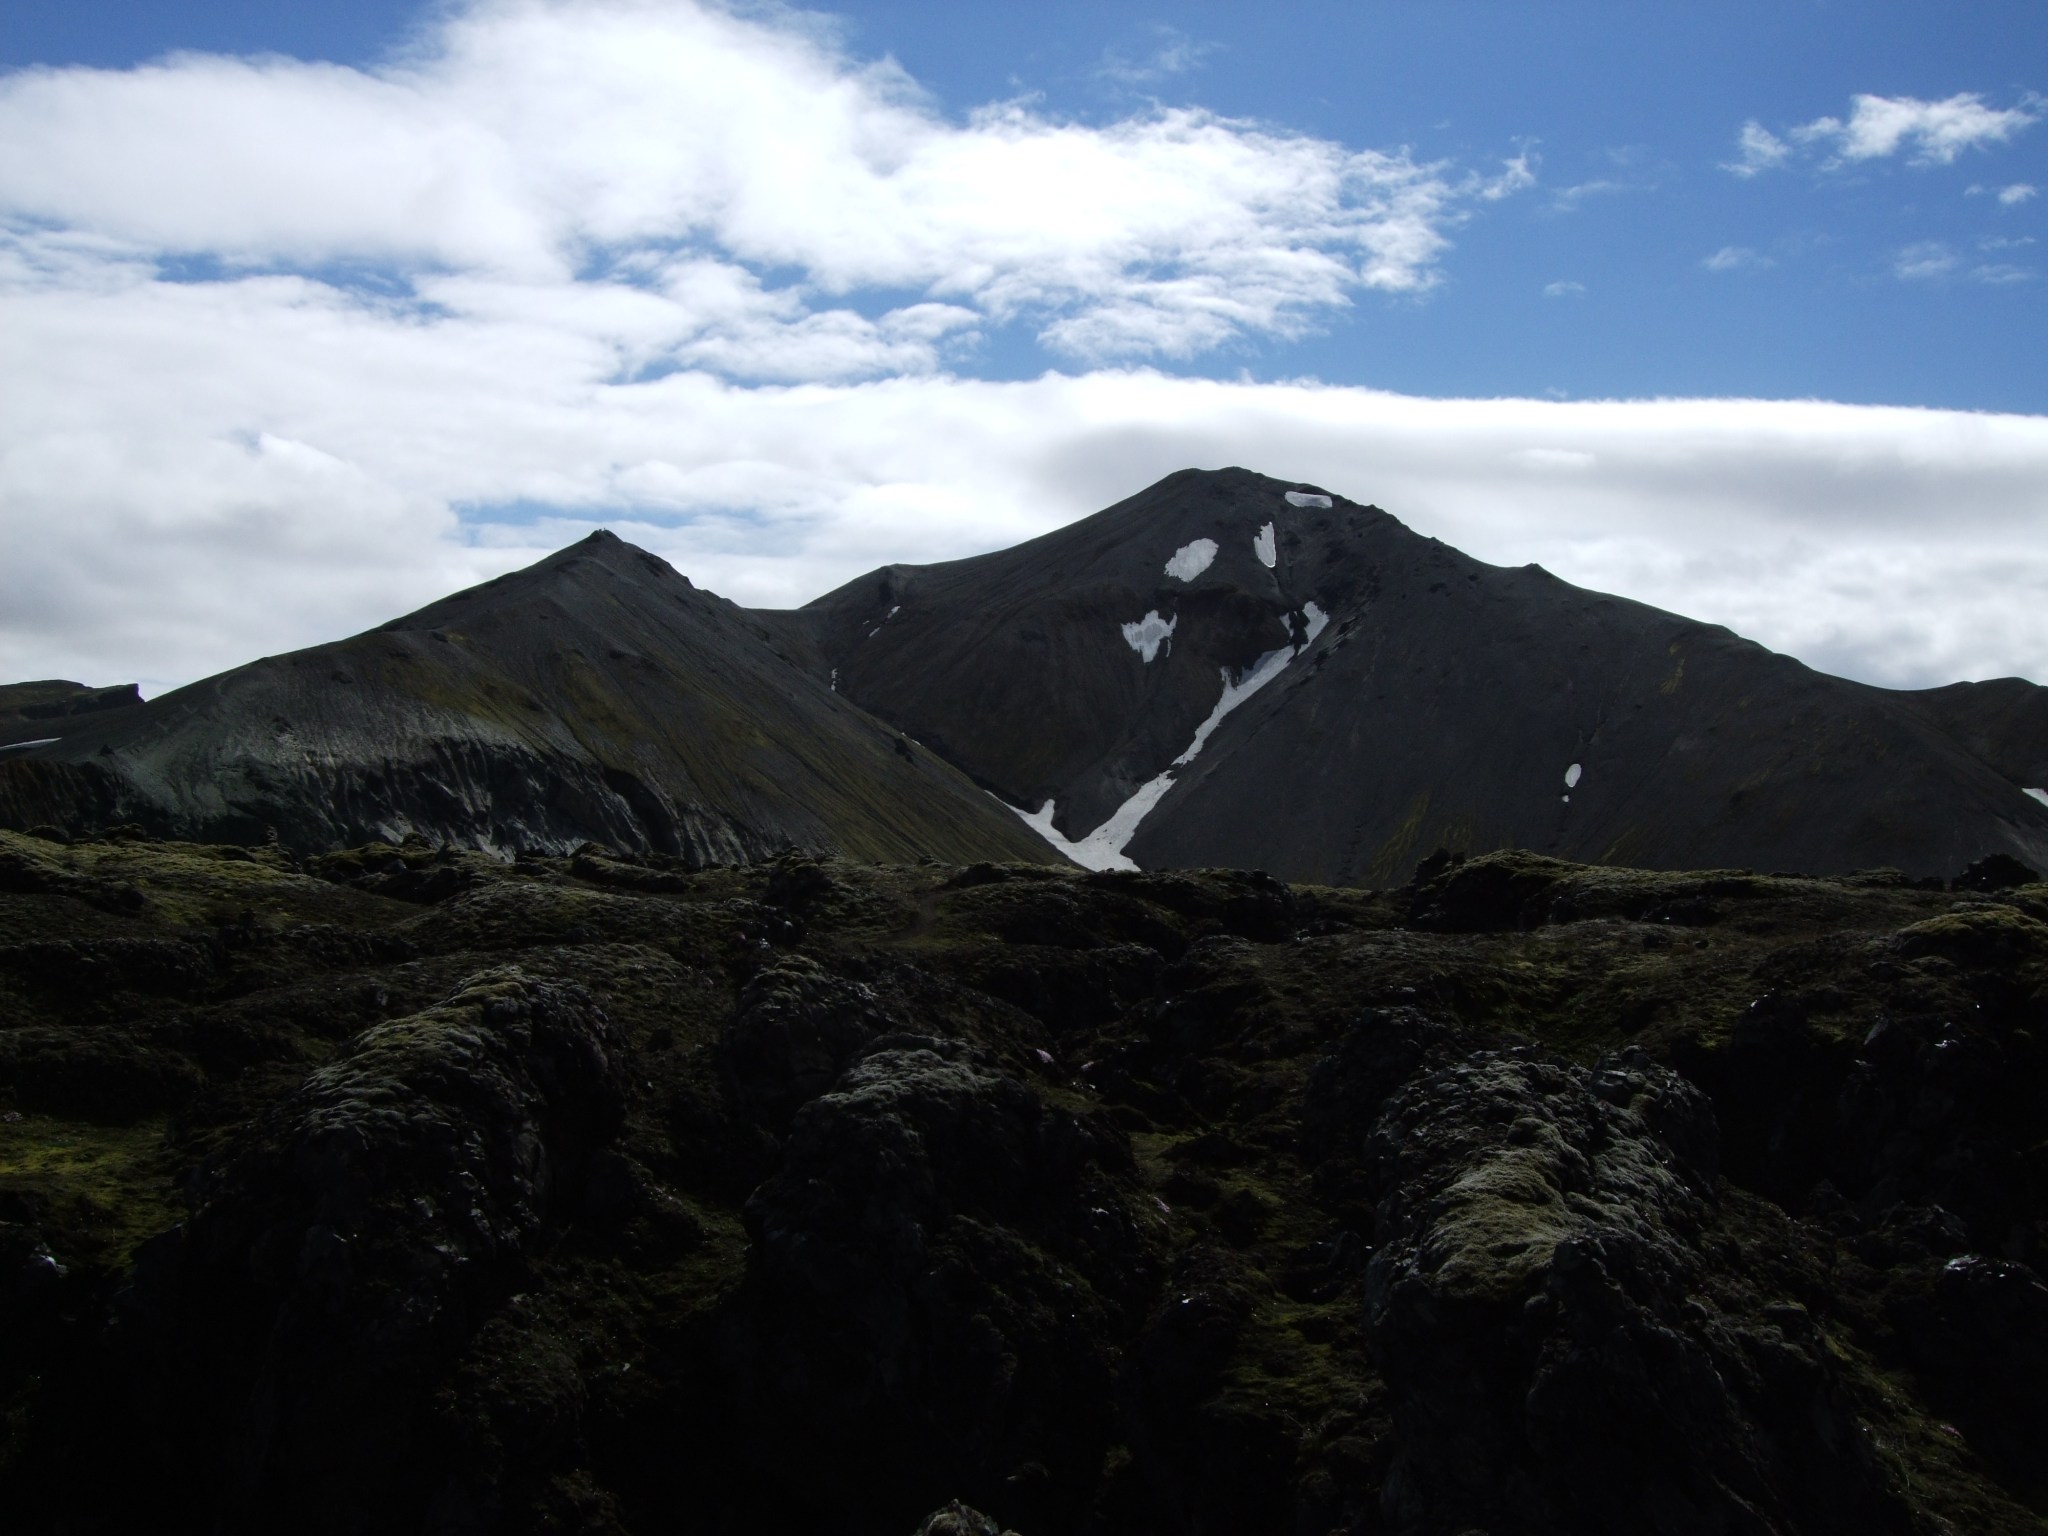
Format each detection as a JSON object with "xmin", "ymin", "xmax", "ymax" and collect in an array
[
  {"xmin": 1096, "ymin": 25, "xmax": 1221, "ymax": 88},
  {"xmin": 1703, "ymin": 246, "xmax": 1773, "ymax": 273},
  {"xmin": 1724, "ymin": 120, "xmax": 1791, "ymax": 177},
  {"xmin": 1999, "ymin": 183, "xmax": 2038, "ymax": 205},
  {"xmin": 1894, "ymin": 241, "xmax": 1962, "ymax": 280},
  {"xmin": 1542, "ymin": 279, "xmax": 1585, "ymax": 297},
  {"xmin": 1892, "ymin": 240, "xmax": 2036, "ymax": 285}
]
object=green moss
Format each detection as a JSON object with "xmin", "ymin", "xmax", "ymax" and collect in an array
[{"xmin": 0, "ymin": 1114, "xmax": 184, "ymax": 1267}]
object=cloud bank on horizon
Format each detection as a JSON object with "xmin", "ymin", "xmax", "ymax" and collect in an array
[{"xmin": 2, "ymin": 0, "xmax": 2045, "ymax": 698}]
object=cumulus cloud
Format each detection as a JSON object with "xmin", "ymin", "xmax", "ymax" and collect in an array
[
  {"xmin": 0, "ymin": 0, "xmax": 1495, "ymax": 369},
  {"xmin": 1729, "ymin": 92, "xmax": 2040, "ymax": 175},
  {"xmin": 2000, "ymin": 183, "xmax": 2038, "ymax": 205},
  {"xmin": 1797, "ymin": 92, "xmax": 2040, "ymax": 165}
]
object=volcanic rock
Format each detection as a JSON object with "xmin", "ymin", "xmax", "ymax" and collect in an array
[{"xmin": 4, "ymin": 830, "xmax": 2048, "ymax": 1531}]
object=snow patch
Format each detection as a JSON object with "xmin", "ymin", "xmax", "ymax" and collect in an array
[
  {"xmin": 1564, "ymin": 762, "xmax": 1583, "ymax": 790},
  {"xmin": 1164, "ymin": 539, "xmax": 1218, "ymax": 582},
  {"xmin": 1121, "ymin": 610, "xmax": 1177, "ymax": 662},
  {"xmin": 829, "ymin": 668, "xmax": 838, "ymax": 692},
  {"xmin": 1253, "ymin": 523, "xmax": 1276, "ymax": 568},
  {"xmin": 1011, "ymin": 793, "xmax": 1164, "ymax": 873},
  {"xmin": 0, "ymin": 737, "xmax": 60, "ymax": 754},
  {"xmin": 1011, "ymin": 602, "xmax": 1331, "ymax": 871},
  {"xmin": 1284, "ymin": 491, "xmax": 1333, "ymax": 508},
  {"xmin": 2025, "ymin": 787, "xmax": 2048, "ymax": 809}
]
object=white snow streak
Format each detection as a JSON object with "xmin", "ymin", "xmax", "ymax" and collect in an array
[
  {"xmin": 1564, "ymin": 762, "xmax": 1583, "ymax": 789},
  {"xmin": 1285, "ymin": 491, "xmax": 1333, "ymax": 508},
  {"xmin": 1253, "ymin": 523, "xmax": 1277, "ymax": 568},
  {"xmin": 1165, "ymin": 538, "xmax": 1218, "ymax": 581},
  {"xmin": 1012, "ymin": 784, "xmax": 1174, "ymax": 872},
  {"xmin": 2025, "ymin": 787, "xmax": 2048, "ymax": 809},
  {"xmin": 1121, "ymin": 609, "xmax": 1177, "ymax": 662},
  {"xmin": 1010, "ymin": 602, "xmax": 1332, "ymax": 869}
]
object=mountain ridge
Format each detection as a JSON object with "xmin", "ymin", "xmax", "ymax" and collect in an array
[
  {"xmin": 0, "ymin": 530, "xmax": 1057, "ymax": 868},
  {"xmin": 4, "ymin": 468, "xmax": 2045, "ymax": 882}
]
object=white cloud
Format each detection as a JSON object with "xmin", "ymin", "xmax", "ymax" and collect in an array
[
  {"xmin": 1097, "ymin": 26, "xmax": 1220, "ymax": 88},
  {"xmin": 1796, "ymin": 92, "xmax": 2040, "ymax": 165},
  {"xmin": 1724, "ymin": 120, "xmax": 1790, "ymax": 177},
  {"xmin": 2000, "ymin": 183, "xmax": 2039, "ymax": 205},
  {"xmin": 1731, "ymin": 93, "xmax": 2039, "ymax": 176},
  {"xmin": 1542, "ymin": 280, "xmax": 1585, "ymax": 298},
  {"xmin": 1894, "ymin": 241, "xmax": 1961, "ymax": 280},
  {"xmin": 1702, "ymin": 245, "xmax": 1774, "ymax": 272},
  {"xmin": 1473, "ymin": 150, "xmax": 1539, "ymax": 202},
  {"xmin": 0, "ymin": 0, "xmax": 1499, "ymax": 370}
]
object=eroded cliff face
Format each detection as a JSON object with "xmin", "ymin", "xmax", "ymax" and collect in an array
[{"xmin": 3, "ymin": 827, "xmax": 2046, "ymax": 1534}]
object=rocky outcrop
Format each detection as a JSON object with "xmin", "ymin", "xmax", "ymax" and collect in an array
[
  {"xmin": 1311, "ymin": 1013, "xmax": 1907, "ymax": 1534},
  {"xmin": 127, "ymin": 968, "xmax": 629, "ymax": 1532},
  {"xmin": 733, "ymin": 1035, "xmax": 1153, "ymax": 1530}
]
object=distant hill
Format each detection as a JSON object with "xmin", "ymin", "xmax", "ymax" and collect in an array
[
  {"xmin": 779, "ymin": 466, "xmax": 2048, "ymax": 881},
  {"xmin": 0, "ymin": 533, "xmax": 1058, "ymax": 867}
]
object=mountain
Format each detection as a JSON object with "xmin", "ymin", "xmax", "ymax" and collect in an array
[
  {"xmin": 0, "ymin": 680, "xmax": 142, "ymax": 749},
  {"xmin": 0, "ymin": 533, "xmax": 1056, "ymax": 867},
  {"xmin": 780, "ymin": 467, "xmax": 2048, "ymax": 881},
  {"xmin": 7, "ymin": 467, "xmax": 2044, "ymax": 881}
]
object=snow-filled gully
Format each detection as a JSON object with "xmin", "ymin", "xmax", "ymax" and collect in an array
[{"xmin": 1010, "ymin": 601, "xmax": 1330, "ymax": 871}]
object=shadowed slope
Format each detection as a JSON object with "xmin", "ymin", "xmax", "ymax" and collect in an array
[{"xmin": 0, "ymin": 534, "xmax": 1061, "ymax": 867}]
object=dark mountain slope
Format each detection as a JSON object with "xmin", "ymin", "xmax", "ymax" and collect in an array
[
  {"xmin": 780, "ymin": 467, "xmax": 2048, "ymax": 881},
  {"xmin": 1895, "ymin": 675, "xmax": 2048, "ymax": 791},
  {"xmin": 0, "ymin": 680, "xmax": 142, "ymax": 749},
  {"xmin": 0, "ymin": 533, "xmax": 1058, "ymax": 867}
]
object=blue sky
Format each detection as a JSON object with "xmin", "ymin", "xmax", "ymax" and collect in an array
[{"xmin": 2, "ymin": 0, "xmax": 2045, "ymax": 696}]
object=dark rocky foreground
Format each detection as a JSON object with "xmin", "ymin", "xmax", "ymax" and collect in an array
[{"xmin": 3, "ymin": 825, "xmax": 2046, "ymax": 1534}]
